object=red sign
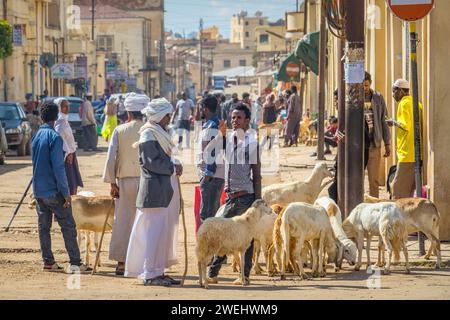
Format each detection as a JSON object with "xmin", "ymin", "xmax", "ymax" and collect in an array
[
  {"xmin": 388, "ymin": 0, "xmax": 434, "ymax": 21},
  {"xmin": 286, "ymin": 62, "xmax": 300, "ymax": 78}
]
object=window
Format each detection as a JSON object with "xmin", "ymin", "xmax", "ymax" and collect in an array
[
  {"xmin": 245, "ymin": 21, "xmax": 249, "ymax": 26},
  {"xmin": 259, "ymin": 19, "xmax": 264, "ymax": 26},
  {"xmin": 259, "ymin": 34, "xmax": 269, "ymax": 43},
  {"xmin": 97, "ymin": 35, "xmax": 114, "ymax": 52},
  {"xmin": 46, "ymin": 1, "xmax": 61, "ymax": 29},
  {"xmin": 239, "ymin": 60, "xmax": 246, "ymax": 67},
  {"xmin": 223, "ymin": 60, "xmax": 231, "ymax": 68},
  {"xmin": 245, "ymin": 31, "xmax": 249, "ymax": 38}
]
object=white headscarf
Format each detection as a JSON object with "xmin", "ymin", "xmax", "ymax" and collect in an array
[
  {"xmin": 135, "ymin": 98, "xmax": 175, "ymax": 156},
  {"xmin": 54, "ymin": 98, "xmax": 76, "ymax": 157},
  {"xmin": 124, "ymin": 92, "xmax": 150, "ymax": 112},
  {"xmin": 141, "ymin": 98, "xmax": 174, "ymax": 123}
]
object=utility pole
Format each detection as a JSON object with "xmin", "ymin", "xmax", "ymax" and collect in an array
[
  {"xmin": 3, "ymin": 0, "xmax": 8, "ymax": 101},
  {"xmin": 317, "ymin": 0, "xmax": 326, "ymax": 161},
  {"xmin": 91, "ymin": 0, "xmax": 96, "ymax": 98},
  {"xmin": 199, "ymin": 18, "xmax": 203, "ymax": 94},
  {"xmin": 298, "ymin": 0, "xmax": 308, "ymax": 126},
  {"xmin": 344, "ymin": 0, "xmax": 365, "ymax": 216},
  {"xmin": 159, "ymin": 2, "xmax": 166, "ymax": 97},
  {"xmin": 409, "ymin": 21, "xmax": 425, "ymax": 255}
]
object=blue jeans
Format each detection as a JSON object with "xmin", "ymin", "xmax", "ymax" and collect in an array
[
  {"xmin": 35, "ymin": 193, "xmax": 81, "ymax": 266},
  {"xmin": 208, "ymin": 193, "xmax": 255, "ymax": 278},
  {"xmin": 200, "ymin": 177, "xmax": 224, "ymax": 222}
]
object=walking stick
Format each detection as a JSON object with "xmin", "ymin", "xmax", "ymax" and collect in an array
[
  {"xmin": 91, "ymin": 200, "xmax": 114, "ymax": 275},
  {"xmin": 177, "ymin": 176, "xmax": 188, "ymax": 287},
  {"xmin": 5, "ymin": 179, "xmax": 33, "ymax": 232}
]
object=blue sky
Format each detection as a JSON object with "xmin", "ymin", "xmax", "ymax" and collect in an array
[{"xmin": 165, "ymin": 0, "xmax": 303, "ymax": 38}]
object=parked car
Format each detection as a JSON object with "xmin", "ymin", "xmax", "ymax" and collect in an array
[
  {"xmin": 0, "ymin": 121, "xmax": 8, "ymax": 164},
  {"xmin": 0, "ymin": 102, "xmax": 32, "ymax": 156},
  {"xmin": 43, "ymin": 96, "xmax": 97, "ymax": 150}
]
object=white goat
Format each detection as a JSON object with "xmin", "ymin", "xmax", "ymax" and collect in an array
[
  {"xmin": 343, "ymin": 202, "xmax": 409, "ymax": 273},
  {"xmin": 262, "ymin": 162, "xmax": 333, "ymax": 206},
  {"xmin": 364, "ymin": 195, "xmax": 441, "ymax": 269},
  {"xmin": 196, "ymin": 199, "xmax": 273, "ymax": 289},
  {"xmin": 280, "ymin": 202, "xmax": 342, "ymax": 280},
  {"xmin": 314, "ymin": 197, "xmax": 357, "ymax": 268}
]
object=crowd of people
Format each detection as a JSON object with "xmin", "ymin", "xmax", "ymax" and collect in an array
[{"xmin": 28, "ymin": 70, "xmax": 422, "ymax": 286}]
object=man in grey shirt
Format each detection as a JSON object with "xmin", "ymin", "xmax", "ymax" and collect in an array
[
  {"xmin": 207, "ymin": 103, "xmax": 262, "ymax": 286},
  {"xmin": 172, "ymin": 92, "xmax": 195, "ymax": 149}
]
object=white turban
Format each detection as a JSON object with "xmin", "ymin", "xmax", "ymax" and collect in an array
[
  {"xmin": 393, "ymin": 79, "xmax": 410, "ymax": 90},
  {"xmin": 124, "ymin": 92, "xmax": 150, "ymax": 112},
  {"xmin": 141, "ymin": 98, "xmax": 174, "ymax": 123}
]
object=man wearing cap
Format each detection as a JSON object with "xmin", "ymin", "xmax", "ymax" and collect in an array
[
  {"xmin": 387, "ymin": 79, "xmax": 423, "ymax": 199},
  {"xmin": 125, "ymin": 98, "xmax": 183, "ymax": 287},
  {"xmin": 102, "ymin": 92, "xmax": 149, "ymax": 275},
  {"xmin": 81, "ymin": 93, "xmax": 98, "ymax": 151}
]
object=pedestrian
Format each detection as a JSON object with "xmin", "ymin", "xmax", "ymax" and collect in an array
[
  {"xmin": 253, "ymin": 96, "xmax": 264, "ymax": 128},
  {"xmin": 102, "ymin": 93, "xmax": 149, "ymax": 276},
  {"xmin": 222, "ymin": 93, "xmax": 239, "ymax": 129},
  {"xmin": 363, "ymin": 72, "xmax": 391, "ymax": 197},
  {"xmin": 207, "ymin": 103, "xmax": 262, "ymax": 286},
  {"xmin": 387, "ymin": 79, "xmax": 423, "ymax": 199},
  {"xmin": 54, "ymin": 98, "xmax": 83, "ymax": 196},
  {"xmin": 125, "ymin": 98, "xmax": 182, "ymax": 286},
  {"xmin": 324, "ymin": 117, "xmax": 338, "ymax": 155},
  {"xmin": 101, "ymin": 97, "xmax": 118, "ymax": 142},
  {"xmin": 31, "ymin": 101, "xmax": 90, "ymax": 274},
  {"xmin": 284, "ymin": 85, "xmax": 302, "ymax": 147},
  {"xmin": 172, "ymin": 92, "xmax": 195, "ymax": 149},
  {"xmin": 197, "ymin": 95, "xmax": 225, "ymax": 222},
  {"xmin": 80, "ymin": 93, "xmax": 98, "ymax": 151},
  {"xmin": 262, "ymin": 94, "xmax": 277, "ymax": 125},
  {"xmin": 218, "ymin": 94, "xmax": 227, "ymax": 120}
]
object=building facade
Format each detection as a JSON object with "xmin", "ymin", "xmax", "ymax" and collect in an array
[{"xmin": 230, "ymin": 11, "xmax": 268, "ymax": 50}]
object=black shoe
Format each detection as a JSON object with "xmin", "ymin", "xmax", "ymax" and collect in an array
[
  {"xmin": 310, "ymin": 152, "xmax": 317, "ymax": 157},
  {"xmin": 143, "ymin": 275, "xmax": 172, "ymax": 287},
  {"xmin": 163, "ymin": 275, "xmax": 181, "ymax": 285},
  {"xmin": 324, "ymin": 150, "xmax": 332, "ymax": 155}
]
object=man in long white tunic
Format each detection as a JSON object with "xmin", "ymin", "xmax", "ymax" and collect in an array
[
  {"xmin": 102, "ymin": 93, "xmax": 149, "ymax": 275},
  {"xmin": 125, "ymin": 98, "xmax": 183, "ymax": 286}
]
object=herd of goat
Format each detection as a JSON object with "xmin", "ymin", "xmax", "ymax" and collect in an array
[
  {"xmin": 196, "ymin": 162, "xmax": 441, "ymax": 289},
  {"xmin": 27, "ymin": 162, "xmax": 441, "ymax": 289}
]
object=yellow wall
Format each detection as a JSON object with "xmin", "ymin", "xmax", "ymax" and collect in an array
[{"xmin": 255, "ymin": 25, "xmax": 287, "ymax": 53}]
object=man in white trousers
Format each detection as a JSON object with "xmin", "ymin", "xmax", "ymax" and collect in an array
[{"xmin": 102, "ymin": 93, "xmax": 149, "ymax": 275}]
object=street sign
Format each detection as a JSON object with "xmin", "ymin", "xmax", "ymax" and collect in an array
[
  {"xmin": 74, "ymin": 56, "xmax": 88, "ymax": 79},
  {"xmin": 286, "ymin": 62, "xmax": 300, "ymax": 78},
  {"xmin": 51, "ymin": 63, "xmax": 74, "ymax": 79},
  {"xmin": 39, "ymin": 53, "xmax": 55, "ymax": 68},
  {"xmin": 388, "ymin": 0, "xmax": 434, "ymax": 21}
]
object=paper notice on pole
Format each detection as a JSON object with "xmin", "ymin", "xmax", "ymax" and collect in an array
[
  {"xmin": 344, "ymin": 62, "xmax": 365, "ymax": 84},
  {"xmin": 391, "ymin": 0, "xmax": 432, "ymax": 5}
]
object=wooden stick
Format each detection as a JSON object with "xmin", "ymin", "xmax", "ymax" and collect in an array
[
  {"xmin": 91, "ymin": 201, "xmax": 114, "ymax": 275},
  {"xmin": 177, "ymin": 176, "xmax": 188, "ymax": 286}
]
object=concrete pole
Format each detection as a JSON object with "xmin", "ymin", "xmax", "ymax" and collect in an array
[
  {"xmin": 317, "ymin": 0, "xmax": 327, "ymax": 160},
  {"xmin": 3, "ymin": 0, "xmax": 8, "ymax": 101},
  {"xmin": 344, "ymin": 0, "xmax": 365, "ymax": 216}
]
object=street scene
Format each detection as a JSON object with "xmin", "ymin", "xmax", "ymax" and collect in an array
[{"xmin": 0, "ymin": 0, "xmax": 449, "ymax": 301}]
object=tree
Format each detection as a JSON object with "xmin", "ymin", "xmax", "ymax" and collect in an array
[{"xmin": 0, "ymin": 20, "xmax": 12, "ymax": 59}]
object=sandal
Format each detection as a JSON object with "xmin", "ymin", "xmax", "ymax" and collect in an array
[
  {"xmin": 43, "ymin": 263, "xmax": 64, "ymax": 272},
  {"xmin": 115, "ymin": 266, "xmax": 125, "ymax": 276}
]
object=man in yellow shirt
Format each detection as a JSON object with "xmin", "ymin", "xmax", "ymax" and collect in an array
[{"xmin": 387, "ymin": 79, "xmax": 423, "ymax": 199}]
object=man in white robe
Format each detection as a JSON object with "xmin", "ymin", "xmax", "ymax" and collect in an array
[
  {"xmin": 102, "ymin": 93, "xmax": 149, "ymax": 275},
  {"xmin": 125, "ymin": 98, "xmax": 183, "ymax": 286}
]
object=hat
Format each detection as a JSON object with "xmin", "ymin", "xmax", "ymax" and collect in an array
[
  {"xmin": 393, "ymin": 79, "xmax": 410, "ymax": 90},
  {"xmin": 124, "ymin": 92, "xmax": 150, "ymax": 112},
  {"xmin": 141, "ymin": 98, "xmax": 174, "ymax": 123}
]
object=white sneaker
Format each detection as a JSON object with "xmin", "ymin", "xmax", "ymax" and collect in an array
[{"xmin": 65, "ymin": 264, "xmax": 92, "ymax": 274}]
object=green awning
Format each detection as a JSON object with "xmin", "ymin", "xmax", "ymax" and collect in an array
[
  {"xmin": 294, "ymin": 31, "xmax": 319, "ymax": 75},
  {"xmin": 277, "ymin": 31, "xmax": 320, "ymax": 81}
]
